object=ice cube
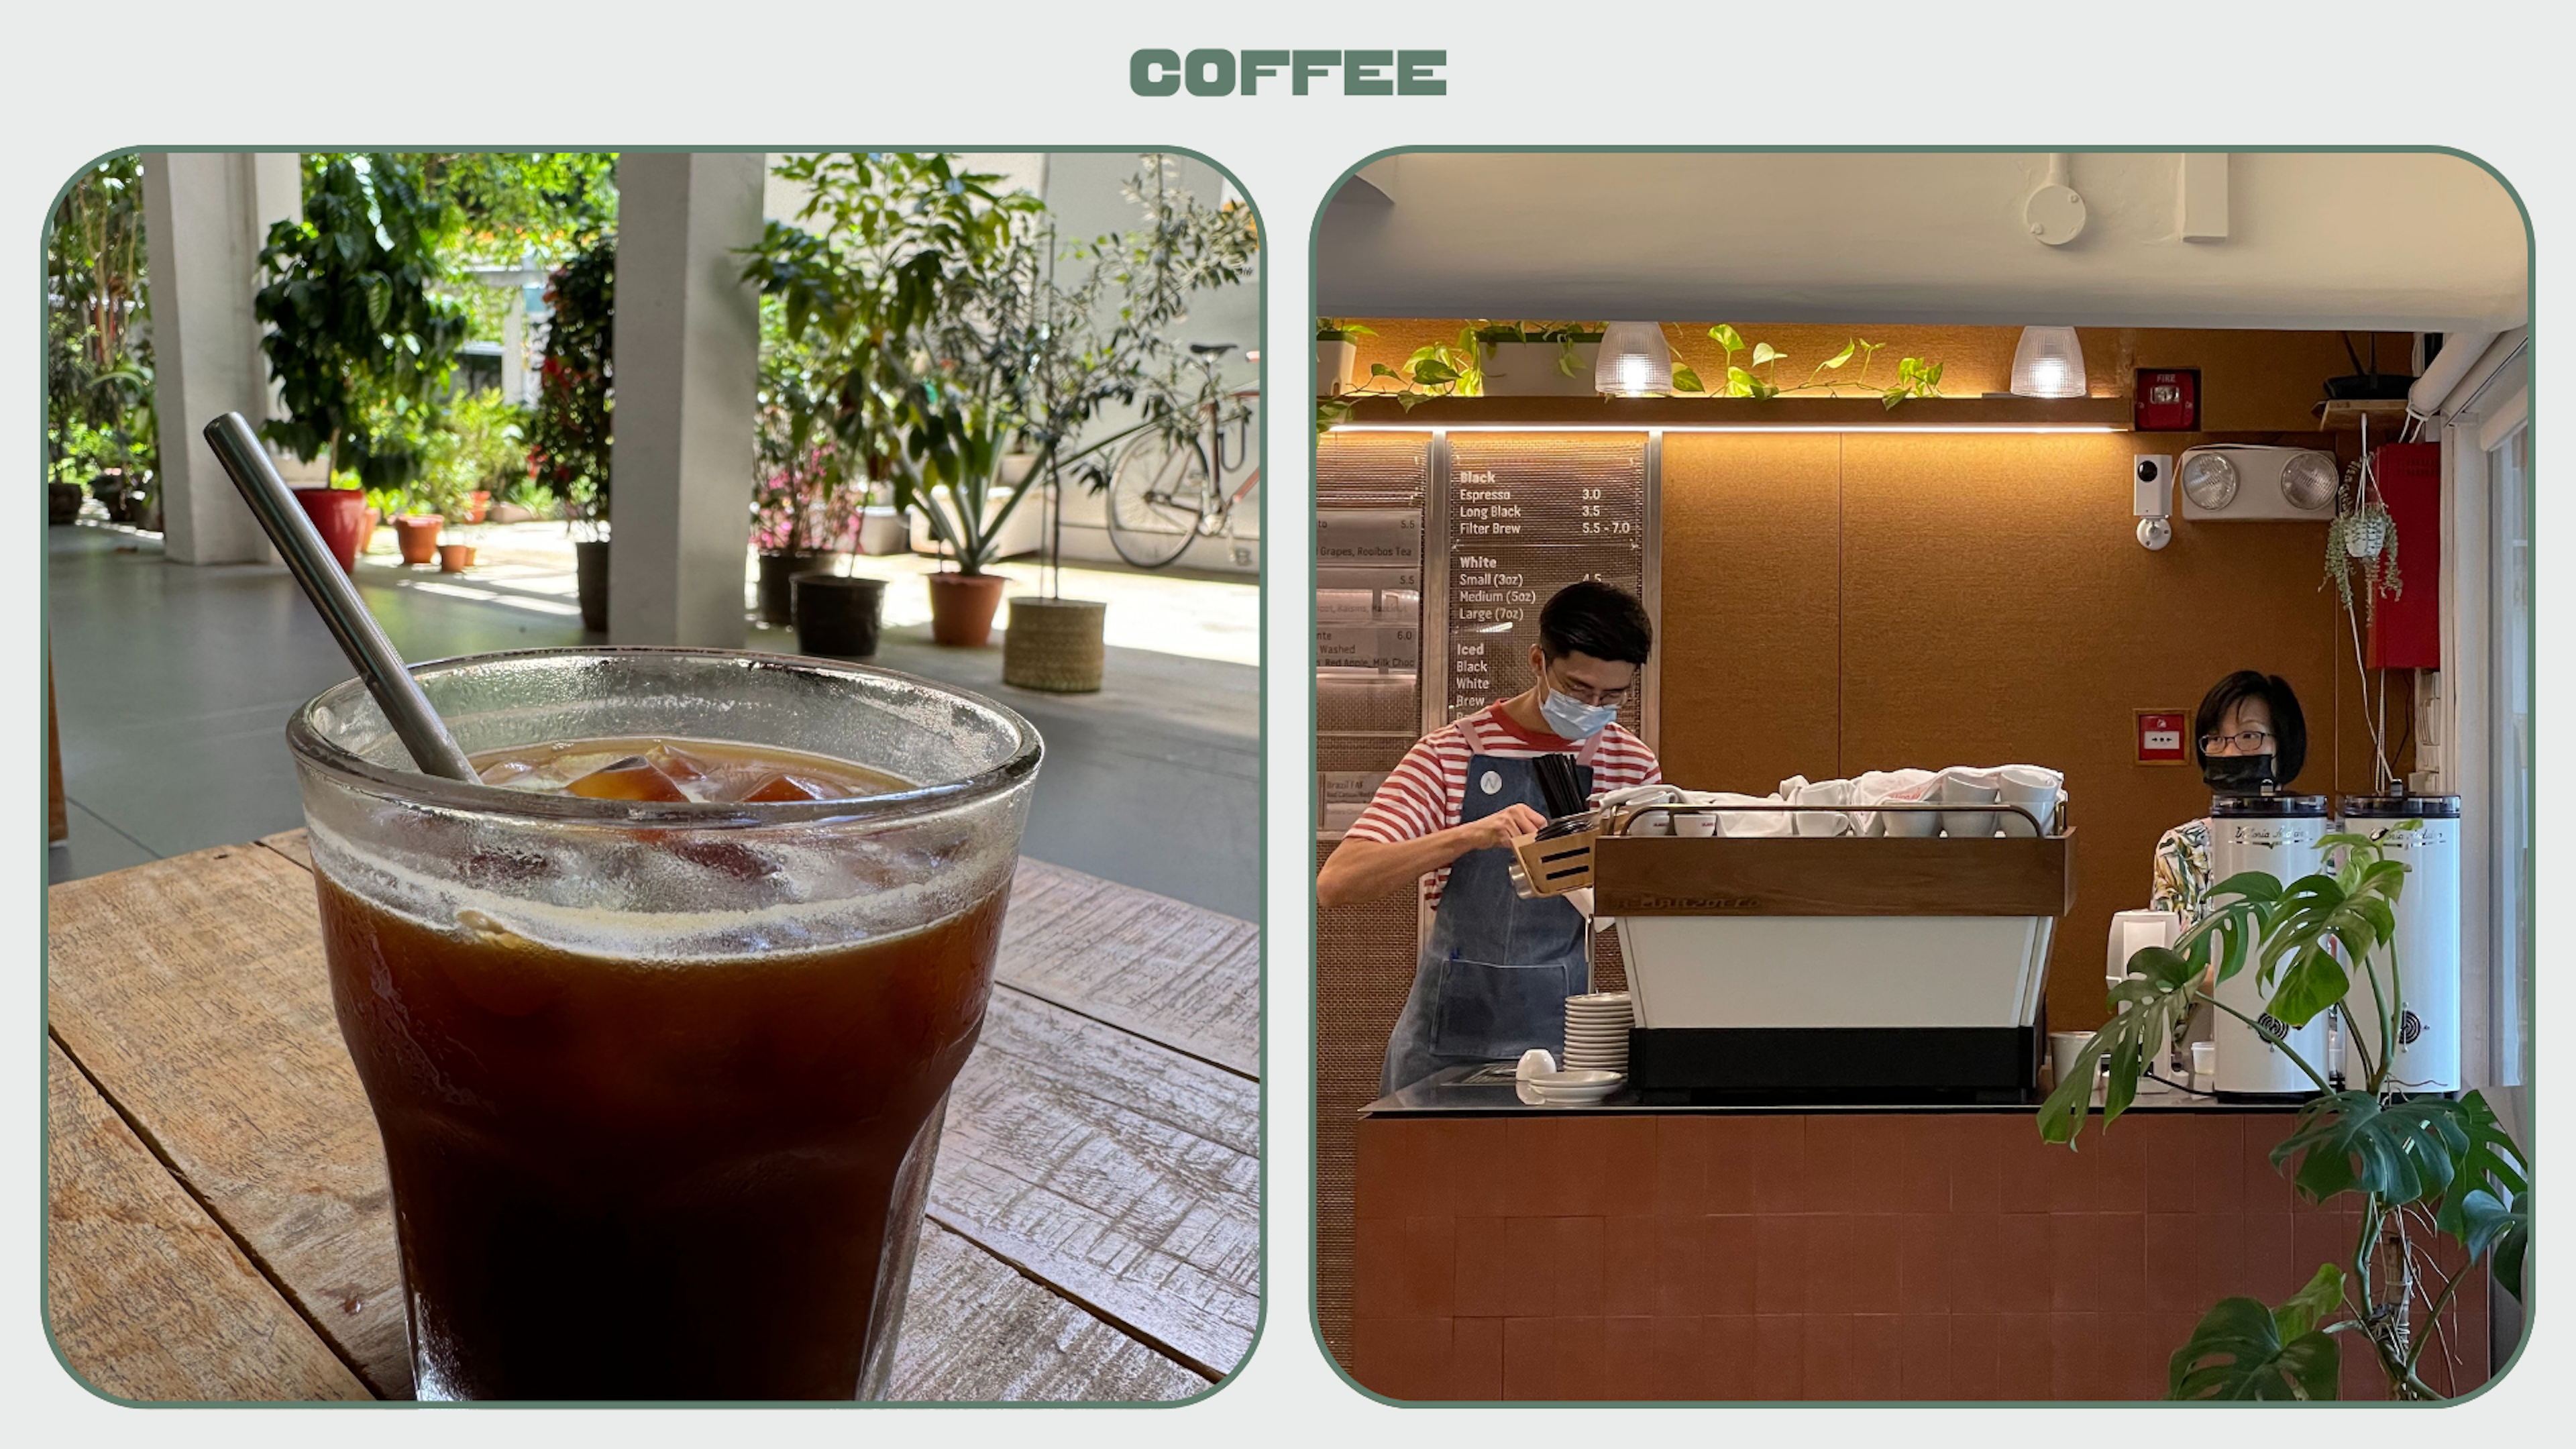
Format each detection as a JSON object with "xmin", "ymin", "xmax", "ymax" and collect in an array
[
  {"xmin": 738, "ymin": 771, "xmax": 831, "ymax": 804},
  {"xmin": 477, "ymin": 759, "xmax": 537, "ymax": 788},
  {"xmin": 647, "ymin": 744, "xmax": 713, "ymax": 785},
  {"xmin": 565, "ymin": 755, "xmax": 690, "ymax": 802}
]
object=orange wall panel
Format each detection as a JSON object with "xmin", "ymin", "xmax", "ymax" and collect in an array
[{"xmin": 1656, "ymin": 433, "xmax": 1841, "ymax": 793}]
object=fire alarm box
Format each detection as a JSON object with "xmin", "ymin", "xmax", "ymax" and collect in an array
[
  {"xmin": 2137, "ymin": 710, "xmax": 2189, "ymax": 764},
  {"xmin": 2366, "ymin": 442, "xmax": 2442, "ymax": 669},
  {"xmin": 2135, "ymin": 368, "xmax": 2200, "ymax": 431}
]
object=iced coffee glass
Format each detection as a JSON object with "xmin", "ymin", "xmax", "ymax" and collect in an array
[{"xmin": 287, "ymin": 648, "xmax": 1040, "ymax": 1401}]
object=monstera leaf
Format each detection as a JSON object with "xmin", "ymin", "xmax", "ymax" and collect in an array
[
  {"xmin": 2271, "ymin": 1091, "xmax": 2466, "ymax": 1205},
  {"xmin": 2038, "ymin": 944, "xmax": 2198, "ymax": 1146},
  {"xmin": 2167, "ymin": 1266, "xmax": 2346, "ymax": 1401}
]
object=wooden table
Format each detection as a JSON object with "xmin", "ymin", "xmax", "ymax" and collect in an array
[{"xmin": 46, "ymin": 833, "xmax": 1260, "ymax": 1403}]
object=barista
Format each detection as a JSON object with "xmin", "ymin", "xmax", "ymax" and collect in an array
[
  {"xmin": 1316, "ymin": 581, "xmax": 1663, "ymax": 1095},
  {"xmin": 2151, "ymin": 669, "xmax": 2310, "ymax": 922}
]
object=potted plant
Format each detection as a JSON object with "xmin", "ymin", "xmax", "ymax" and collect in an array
[
  {"xmin": 749, "ymin": 301, "xmax": 858, "ymax": 627},
  {"xmin": 740, "ymin": 154, "xmax": 1045, "ymax": 645},
  {"xmin": 526, "ymin": 235, "xmax": 614, "ymax": 631},
  {"xmin": 1474, "ymin": 321, "xmax": 1603, "ymax": 397},
  {"xmin": 1315, "ymin": 318, "xmax": 1373, "ymax": 394},
  {"xmin": 2041, "ymin": 826, "xmax": 2527, "ymax": 1399},
  {"xmin": 254, "ymin": 154, "xmax": 470, "ymax": 566}
]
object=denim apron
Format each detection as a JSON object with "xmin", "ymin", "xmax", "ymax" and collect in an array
[{"xmin": 1379, "ymin": 753, "xmax": 1593, "ymax": 1096}]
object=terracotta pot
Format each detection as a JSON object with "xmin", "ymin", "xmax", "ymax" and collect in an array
[
  {"xmin": 793, "ymin": 575, "xmax": 885, "ymax": 657},
  {"xmin": 490, "ymin": 501, "xmax": 537, "ymax": 525},
  {"xmin": 574, "ymin": 539, "xmax": 610, "ymax": 633},
  {"xmin": 437, "ymin": 543, "xmax": 477, "ymax": 573},
  {"xmin": 462, "ymin": 490, "xmax": 491, "ymax": 525},
  {"xmin": 392, "ymin": 515, "xmax": 443, "ymax": 566},
  {"xmin": 926, "ymin": 572, "xmax": 1007, "ymax": 647},
  {"xmin": 291, "ymin": 487, "xmax": 368, "ymax": 572},
  {"xmin": 756, "ymin": 550, "xmax": 847, "ymax": 627}
]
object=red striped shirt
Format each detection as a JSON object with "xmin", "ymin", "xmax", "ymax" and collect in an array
[{"xmin": 1344, "ymin": 704, "xmax": 1662, "ymax": 910}]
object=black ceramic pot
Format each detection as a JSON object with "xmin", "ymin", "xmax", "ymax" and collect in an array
[
  {"xmin": 756, "ymin": 550, "xmax": 846, "ymax": 627},
  {"xmin": 792, "ymin": 574, "xmax": 885, "ymax": 657},
  {"xmin": 574, "ymin": 539, "xmax": 610, "ymax": 633}
]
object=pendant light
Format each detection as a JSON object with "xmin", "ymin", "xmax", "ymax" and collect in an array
[
  {"xmin": 2009, "ymin": 325, "xmax": 2088, "ymax": 398},
  {"xmin": 1593, "ymin": 322, "xmax": 1671, "ymax": 396}
]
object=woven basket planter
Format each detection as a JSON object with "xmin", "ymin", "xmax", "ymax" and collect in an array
[{"xmin": 1002, "ymin": 597, "xmax": 1106, "ymax": 693}]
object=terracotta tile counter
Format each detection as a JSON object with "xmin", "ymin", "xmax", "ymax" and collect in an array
[{"xmin": 1347, "ymin": 1083, "xmax": 2493, "ymax": 1402}]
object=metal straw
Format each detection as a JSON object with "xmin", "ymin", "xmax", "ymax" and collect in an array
[{"xmin": 201, "ymin": 412, "xmax": 480, "ymax": 782}]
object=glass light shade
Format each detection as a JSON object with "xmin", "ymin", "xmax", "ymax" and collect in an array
[
  {"xmin": 1593, "ymin": 322, "xmax": 1672, "ymax": 396},
  {"xmin": 2009, "ymin": 325, "xmax": 2088, "ymax": 398}
]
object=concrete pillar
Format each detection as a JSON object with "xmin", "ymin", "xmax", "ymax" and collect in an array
[
  {"xmin": 141, "ymin": 152, "xmax": 311, "ymax": 564},
  {"xmin": 606, "ymin": 152, "xmax": 764, "ymax": 647}
]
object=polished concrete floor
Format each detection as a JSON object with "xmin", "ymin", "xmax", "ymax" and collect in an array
[{"xmin": 44, "ymin": 524, "xmax": 1260, "ymax": 920}]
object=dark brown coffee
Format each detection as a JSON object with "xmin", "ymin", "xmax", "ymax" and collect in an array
[{"xmin": 317, "ymin": 737, "xmax": 1006, "ymax": 1400}]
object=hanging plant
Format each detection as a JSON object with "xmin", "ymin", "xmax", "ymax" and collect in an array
[{"xmin": 2323, "ymin": 453, "xmax": 2402, "ymax": 623}]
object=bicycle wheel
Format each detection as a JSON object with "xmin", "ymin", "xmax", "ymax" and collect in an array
[{"xmin": 1105, "ymin": 431, "xmax": 1212, "ymax": 570}]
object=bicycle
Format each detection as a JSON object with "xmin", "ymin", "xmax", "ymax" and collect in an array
[{"xmin": 1103, "ymin": 342, "xmax": 1261, "ymax": 570}]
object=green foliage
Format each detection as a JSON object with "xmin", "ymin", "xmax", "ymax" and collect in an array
[
  {"xmin": 1673, "ymin": 326, "xmax": 1943, "ymax": 405},
  {"xmin": 2039, "ymin": 823, "xmax": 2528, "ymax": 1399},
  {"xmin": 526, "ymin": 235, "xmax": 614, "ymax": 526},
  {"xmin": 419, "ymin": 152, "xmax": 617, "ymax": 266},
  {"xmin": 416, "ymin": 388, "xmax": 528, "ymax": 519},
  {"xmin": 46, "ymin": 156, "xmax": 156, "ymax": 491},
  {"xmin": 745, "ymin": 153, "xmax": 1258, "ymax": 575},
  {"xmin": 254, "ymin": 154, "xmax": 472, "ymax": 490},
  {"xmin": 2167, "ymin": 1266, "xmax": 2345, "ymax": 1401},
  {"xmin": 1316, "ymin": 317, "xmax": 1377, "ymax": 341}
]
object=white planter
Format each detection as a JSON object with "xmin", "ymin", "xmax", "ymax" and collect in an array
[
  {"xmin": 911, "ymin": 480, "xmax": 1050, "ymax": 563},
  {"xmin": 1481, "ymin": 340, "xmax": 1602, "ymax": 396},
  {"xmin": 858, "ymin": 505, "xmax": 908, "ymax": 556},
  {"xmin": 1316, "ymin": 338, "xmax": 1358, "ymax": 394}
]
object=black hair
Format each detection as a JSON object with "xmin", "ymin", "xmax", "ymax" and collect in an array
[
  {"xmin": 2193, "ymin": 670, "xmax": 2307, "ymax": 784},
  {"xmin": 1538, "ymin": 580, "xmax": 1653, "ymax": 665}
]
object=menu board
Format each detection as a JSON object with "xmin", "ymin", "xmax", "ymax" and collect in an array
[{"xmin": 1440, "ymin": 433, "xmax": 1649, "ymax": 729}]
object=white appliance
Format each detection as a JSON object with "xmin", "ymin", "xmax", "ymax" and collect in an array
[
  {"xmin": 2337, "ymin": 796, "xmax": 2463, "ymax": 1093},
  {"xmin": 2208, "ymin": 794, "xmax": 2332, "ymax": 1097},
  {"xmin": 2176, "ymin": 445, "xmax": 2340, "ymax": 521},
  {"xmin": 2106, "ymin": 909, "xmax": 2185, "ymax": 1087}
]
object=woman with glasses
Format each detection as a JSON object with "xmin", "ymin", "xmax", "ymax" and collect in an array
[
  {"xmin": 1316, "ymin": 580, "xmax": 1664, "ymax": 1095},
  {"xmin": 2150, "ymin": 669, "xmax": 2310, "ymax": 922}
]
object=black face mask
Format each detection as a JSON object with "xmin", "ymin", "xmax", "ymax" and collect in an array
[{"xmin": 2202, "ymin": 752, "xmax": 2279, "ymax": 795}]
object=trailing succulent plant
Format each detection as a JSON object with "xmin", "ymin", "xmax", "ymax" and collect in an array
[{"xmin": 2324, "ymin": 453, "xmax": 2402, "ymax": 623}]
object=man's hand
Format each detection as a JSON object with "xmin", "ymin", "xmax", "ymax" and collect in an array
[
  {"xmin": 1460, "ymin": 802, "xmax": 1547, "ymax": 852},
  {"xmin": 1316, "ymin": 802, "xmax": 1550, "ymax": 908}
]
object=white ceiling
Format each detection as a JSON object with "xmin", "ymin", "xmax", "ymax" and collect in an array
[{"xmin": 1316, "ymin": 152, "xmax": 2530, "ymax": 331}]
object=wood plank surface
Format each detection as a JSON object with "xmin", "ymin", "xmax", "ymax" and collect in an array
[
  {"xmin": 1593, "ymin": 830, "xmax": 2078, "ymax": 916},
  {"xmin": 45, "ymin": 843, "xmax": 411, "ymax": 1394},
  {"xmin": 46, "ymin": 1040, "xmax": 373, "ymax": 1403},
  {"xmin": 928, "ymin": 986, "xmax": 1261, "ymax": 1379},
  {"xmin": 892, "ymin": 1223, "xmax": 1210, "ymax": 1402},
  {"xmin": 994, "ymin": 857, "xmax": 1260, "ymax": 1077},
  {"xmin": 51, "ymin": 833, "xmax": 1257, "ymax": 1401}
]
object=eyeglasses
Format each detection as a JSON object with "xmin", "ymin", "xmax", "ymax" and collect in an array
[
  {"xmin": 2199, "ymin": 729, "xmax": 2273, "ymax": 755},
  {"xmin": 1546, "ymin": 662, "xmax": 1629, "ymax": 708}
]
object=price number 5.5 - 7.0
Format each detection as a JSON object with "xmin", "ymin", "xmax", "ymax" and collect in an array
[{"xmin": 1579, "ymin": 518, "xmax": 1634, "ymax": 535}]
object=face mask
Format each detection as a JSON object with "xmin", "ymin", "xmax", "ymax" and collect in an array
[
  {"xmin": 2202, "ymin": 752, "xmax": 2278, "ymax": 795},
  {"xmin": 1541, "ymin": 689, "xmax": 1618, "ymax": 741}
]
